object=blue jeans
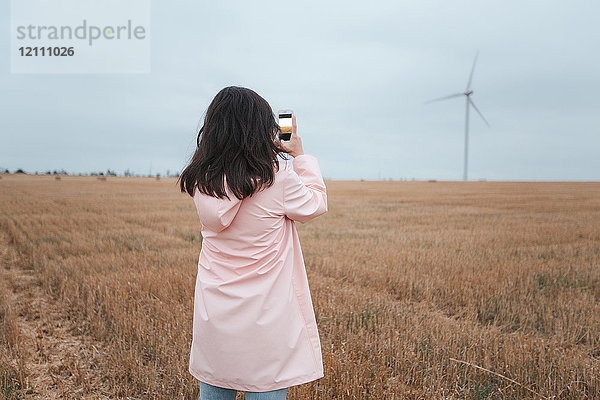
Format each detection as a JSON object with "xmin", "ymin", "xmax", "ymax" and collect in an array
[{"xmin": 198, "ymin": 381, "xmax": 288, "ymax": 400}]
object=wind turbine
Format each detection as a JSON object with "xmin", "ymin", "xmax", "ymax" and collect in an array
[{"xmin": 426, "ymin": 52, "xmax": 490, "ymax": 181}]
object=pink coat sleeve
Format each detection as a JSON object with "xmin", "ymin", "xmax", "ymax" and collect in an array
[{"xmin": 283, "ymin": 154, "xmax": 328, "ymax": 223}]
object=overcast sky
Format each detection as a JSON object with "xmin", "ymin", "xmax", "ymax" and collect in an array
[{"xmin": 1, "ymin": 0, "xmax": 599, "ymax": 180}]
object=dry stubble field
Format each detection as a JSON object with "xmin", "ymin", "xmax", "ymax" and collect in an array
[{"xmin": 0, "ymin": 174, "xmax": 599, "ymax": 399}]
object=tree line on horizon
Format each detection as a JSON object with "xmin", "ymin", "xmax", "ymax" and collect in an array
[{"xmin": 0, "ymin": 168, "xmax": 181, "ymax": 178}]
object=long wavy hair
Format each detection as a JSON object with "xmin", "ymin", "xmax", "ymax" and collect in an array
[{"xmin": 178, "ymin": 86, "xmax": 289, "ymax": 200}]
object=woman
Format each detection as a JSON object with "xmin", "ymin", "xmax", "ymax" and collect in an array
[{"xmin": 178, "ymin": 86, "xmax": 328, "ymax": 400}]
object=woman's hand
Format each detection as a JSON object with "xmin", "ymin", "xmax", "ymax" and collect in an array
[{"xmin": 275, "ymin": 115, "xmax": 304, "ymax": 158}]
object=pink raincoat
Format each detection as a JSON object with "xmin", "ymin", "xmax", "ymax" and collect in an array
[{"xmin": 188, "ymin": 154, "xmax": 327, "ymax": 391}]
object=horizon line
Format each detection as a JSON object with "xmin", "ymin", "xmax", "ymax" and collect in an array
[{"xmin": 2, "ymin": 171, "xmax": 599, "ymax": 183}]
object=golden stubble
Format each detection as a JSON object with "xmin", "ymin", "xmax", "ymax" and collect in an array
[{"xmin": 0, "ymin": 174, "xmax": 599, "ymax": 399}]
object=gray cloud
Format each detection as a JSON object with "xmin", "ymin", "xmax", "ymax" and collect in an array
[{"xmin": 1, "ymin": 0, "xmax": 598, "ymax": 180}]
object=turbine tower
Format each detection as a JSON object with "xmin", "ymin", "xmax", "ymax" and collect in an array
[{"xmin": 426, "ymin": 52, "xmax": 490, "ymax": 181}]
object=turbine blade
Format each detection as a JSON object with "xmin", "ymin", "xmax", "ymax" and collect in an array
[
  {"xmin": 469, "ymin": 98, "xmax": 490, "ymax": 127},
  {"xmin": 424, "ymin": 93, "xmax": 464, "ymax": 104},
  {"xmin": 465, "ymin": 51, "xmax": 479, "ymax": 91}
]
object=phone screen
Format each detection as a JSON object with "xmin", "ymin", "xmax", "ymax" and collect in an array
[{"xmin": 278, "ymin": 110, "xmax": 293, "ymax": 141}]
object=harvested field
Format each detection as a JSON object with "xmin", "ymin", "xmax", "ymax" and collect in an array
[{"xmin": 1, "ymin": 174, "xmax": 599, "ymax": 399}]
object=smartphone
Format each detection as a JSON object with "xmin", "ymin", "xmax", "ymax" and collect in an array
[{"xmin": 278, "ymin": 109, "xmax": 293, "ymax": 141}]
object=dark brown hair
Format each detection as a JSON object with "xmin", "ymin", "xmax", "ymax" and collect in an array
[{"xmin": 178, "ymin": 86, "xmax": 289, "ymax": 200}]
